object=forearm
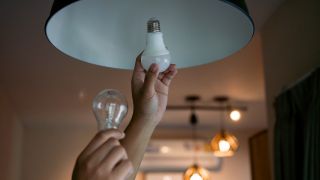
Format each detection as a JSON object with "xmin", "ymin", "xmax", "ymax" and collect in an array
[
  {"xmin": 121, "ymin": 115, "xmax": 158, "ymax": 180},
  {"xmin": 122, "ymin": 57, "xmax": 177, "ymax": 179}
]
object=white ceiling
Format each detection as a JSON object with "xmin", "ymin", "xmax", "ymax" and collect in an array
[{"xmin": 0, "ymin": 0, "xmax": 285, "ymax": 133}]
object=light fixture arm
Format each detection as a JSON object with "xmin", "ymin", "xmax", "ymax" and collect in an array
[
  {"xmin": 186, "ymin": 95, "xmax": 200, "ymax": 165},
  {"xmin": 219, "ymin": 103, "xmax": 225, "ymax": 132},
  {"xmin": 191, "ymin": 113, "xmax": 198, "ymax": 165},
  {"xmin": 167, "ymin": 105, "xmax": 247, "ymax": 111},
  {"xmin": 214, "ymin": 96, "xmax": 229, "ymax": 133}
]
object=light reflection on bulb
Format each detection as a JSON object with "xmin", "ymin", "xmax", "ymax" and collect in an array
[
  {"xmin": 190, "ymin": 173, "xmax": 203, "ymax": 180},
  {"xmin": 230, "ymin": 110, "xmax": 241, "ymax": 121},
  {"xmin": 219, "ymin": 140, "xmax": 231, "ymax": 152},
  {"xmin": 92, "ymin": 89, "xmax": 128, "ymax": 130}
]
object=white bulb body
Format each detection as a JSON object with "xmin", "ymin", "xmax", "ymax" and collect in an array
[{"xmin": 141, "ymin": 32, "xmax": 171, "ymax": 72}]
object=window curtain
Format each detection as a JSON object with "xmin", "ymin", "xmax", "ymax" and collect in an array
[{"xmin": 274, "ymin": 68, "xmax": 320, "ymax": 180}]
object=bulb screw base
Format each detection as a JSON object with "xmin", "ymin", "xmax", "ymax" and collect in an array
[{"xmin": 147, "ymin": 18, "xmax": 161, "ymax": 33}]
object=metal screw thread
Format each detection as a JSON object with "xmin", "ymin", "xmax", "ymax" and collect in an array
[{"xmin": 147, "ymin": 18, "xmax": 161, "ymax": 33}]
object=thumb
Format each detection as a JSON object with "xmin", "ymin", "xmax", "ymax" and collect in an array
[{"xmin": 142, "ymin": 63, "xmax": 159, "ymax": 98}]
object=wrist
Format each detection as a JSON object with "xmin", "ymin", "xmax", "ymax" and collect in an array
[{"xmin": 132, "ymin": 111, "xmax": 160, "ymax": 127}]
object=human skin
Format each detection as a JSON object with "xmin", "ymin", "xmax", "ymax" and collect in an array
[
  {"xmin": 72, "ymin": 54, "xmax": 177, "ymax": 180},
  {"xmin": 72, "ymin": 129, "xmax": 134, "ymax": 180},
  {"xmin": 121, "ymin": 53, "xmax": 178, "ymax": 180}
]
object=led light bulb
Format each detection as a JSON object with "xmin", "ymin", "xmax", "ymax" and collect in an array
[
  {"xmin": 92, "ymin": 89, "xmax": 128, "ymax": 130},
  {"xmin": 230, "ymin": 110, "xmax": 241, "ymax": 121},
  {"xmin": 141, "ymin": 18, "xmax": 171, "ymax": 72},
  {"xmin": 218, "ymin": 140, "xmax": 231, "ymax": 152}
]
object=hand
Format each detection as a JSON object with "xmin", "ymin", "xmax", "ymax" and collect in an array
[
  {"xmin": 72, "ymin": 129, "xmax": 133, "ymax": 180},
  {"xmin": 131, "ymin": 53, "xmax": 178, "ymax": 124}
]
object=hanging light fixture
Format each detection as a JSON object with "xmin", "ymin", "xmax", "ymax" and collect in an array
[
  {"xmin": 211, "ymin": 96, "xmax": 239, "ymax": 157},
  {"xmin": 184, "ymin": 96, "xmax": 210, "ymax": 180},
  {"xmin": 45, "ymin": 0, "xmax": 254, "ymax": 69},
  {"xmin": 211, "ymin": 129, "xmax": 239, "ymax": 157},
  {"xmin": 184, "ymin": 164, "xmax": 210, "ymax": 180}
]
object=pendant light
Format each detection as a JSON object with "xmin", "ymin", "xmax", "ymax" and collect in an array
[
  {"xmin": 211, "ymin": 96, "xmax": 239, "ymax": 157},
  {"xmin": 45, "ymin": 0, "xmax": 254, "ymax": 69},
  {"xmin": 211, "ymin": 129, "xmax": 239, "ymax": 157},
  {"xmin": 184, "ymin": 96, "xmax": 210, "ymax": 180},
  {"xmin": 184, "ymin": 164, "xmax": 210, "ymax": 180}
]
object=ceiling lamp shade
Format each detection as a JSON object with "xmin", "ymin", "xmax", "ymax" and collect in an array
[
  {"xmin": 45, "ymin": 0, "xmax": 254, "ymax": 69},
  {"xmin": 184, "ymin": 164, "xmax": 210, "ymax": 180},
  {"xmin": 211, "ymin": 130, "xmax": 239, "ymax": 157}
]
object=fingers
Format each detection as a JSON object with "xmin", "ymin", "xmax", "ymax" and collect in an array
[
  {"xmin": 112, "ymin": 160, "xmax": 134, "ymax": 180},
  {"xmin": 161, "ymin": 64, "xmax": 178, "ymax": 86},
  {"xmin": 79, "ymin": 129, "xmax": 124, "ymax": 162},
  {"xmin": 132, "ymin": 52, "xmax": 146, "ymax": 97},
  {"xmin": 73, "ymin": 129, "xmax": 133, "ymax": 180},
  {"xmin": 85, "ymin": 137, "xmax": 120, "ymax": 170},
  {"xmin": 132, "ymin": 52, "xmax": 145, "ymax": 77},
  {"xmin": 142, "ymin": 63, "xmax": 160, "ymax": 98},
  {"xmin": 100, "ymin": 145, "xmax": 128, "ymax": 172}
]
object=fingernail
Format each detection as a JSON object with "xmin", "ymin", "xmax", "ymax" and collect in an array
[
  {"xmin": 116, "ymin": 131, "xmax": 125, "ymax": 139},
  {"xmin": 150, "ymin": 64, "xmax": 158, "ymax": 73},
  {"xmin": 126, "ymin": 163, "xmax": 134, "ymax": 178},
  {"xmin": 114, "ymin": 130, "xmax": 125, "ymax": 139},
  {"xmin": 121, "ymin": 132, "xmax": 126, "ymax": 138}
]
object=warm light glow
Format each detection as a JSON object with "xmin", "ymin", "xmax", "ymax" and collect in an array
[
  {"xmin": 230, "ymin": 110, "xmax": 241, "ymax": 121},
  {"xmin": 211, "ymin": 131, "xmax": 239, "ymax": 157},
  {"xmin": 190, "ymin": 173, "xmax": 203, "ymax": 180},
  {"xmin": 160, "ymin": 146, "xmax": 170, "ymax": 154},
  {"xmin": 184, "ymin": 164, "xmax": 209, "ymax": 180},
  {"xmin": 218, "ymin": 140, "xmax": 231, "ymax": 152}
]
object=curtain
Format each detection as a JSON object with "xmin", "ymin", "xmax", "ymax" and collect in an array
[{"xmin": 274, "ymin": 68, "xmax": 320, "ymax": 180}]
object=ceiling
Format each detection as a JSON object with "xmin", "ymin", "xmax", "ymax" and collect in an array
[{"xmin": 0, "ymin": 0, "xmax": 285, "ymax": 134}]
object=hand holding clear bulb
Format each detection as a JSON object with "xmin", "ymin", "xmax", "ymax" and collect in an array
[
  {"xmin": 72, "ymin": 89, "xmax": 132, "ymax": 180},
  {"xmin": 92, "ymin": 89, "xmax": 128, "ymax": 130}
]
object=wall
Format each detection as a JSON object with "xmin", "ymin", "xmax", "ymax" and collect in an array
[
  {"xmin": 0, "ymin": 86, "xmax": 22, "ymax": 180},
  {"xmin": 261, "ymin": 0, "xmax": 320, "ymax": 179},
  {"xmin": 21, "ymin": 125, "xmax": 96, "ymax": 180}
]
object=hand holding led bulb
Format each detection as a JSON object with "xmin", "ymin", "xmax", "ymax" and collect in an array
[{"xmin": 132, "ymin": 54, "xmax": 177, "ymax": 124}]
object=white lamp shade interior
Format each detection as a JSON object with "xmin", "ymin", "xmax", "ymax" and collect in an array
[{"xmin": 46, "ymin": 0, "xmax": 254, "ymax": 69}]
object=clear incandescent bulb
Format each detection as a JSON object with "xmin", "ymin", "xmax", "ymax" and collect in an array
[
  {"xmin": 92, "ymin": 89, "xmax": 128, "ymax": 130},
  {"xmin": 141, "ymin": 18, "xmax": 171, "ymax": 72}
]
